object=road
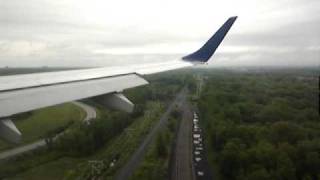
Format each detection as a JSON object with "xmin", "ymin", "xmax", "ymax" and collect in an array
[
  {"xmin": 114, "ymin": 87, "xmax": 188, "ymax": 180},
  {"xmin": 171, "ymin": 98, "xmax": 195, "ymax": 180},
  {"xmin": 0, "ymin": 101, "xmax": 96, "ymax": 161},
  {"xmin": 71, "ymin": 101, "xmax": 97, "ymax": 123}
]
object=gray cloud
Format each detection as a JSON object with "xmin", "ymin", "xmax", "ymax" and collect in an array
[
  {"xmin": 228, "ymin": 20, "xmax": 320, "ymax": 47},
  {"xmin": 0, "ymin": 0, "xmax": 319, "ymax": 67}
]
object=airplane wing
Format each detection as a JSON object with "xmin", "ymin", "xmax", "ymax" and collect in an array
[{"xmin": 0, "ymin": 16, "xmax": 237, "ymax": 143}]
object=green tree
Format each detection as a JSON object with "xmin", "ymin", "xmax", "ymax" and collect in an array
[
  {"xmin": 219, "ymin": 138, "xmax": 243, "ymax": 178},
  {"xmin": 246, "ymin": 168, "xmax": 271, "ymax": 180},
  {"xmin": 155, "ymin": 133, "xmax": 167, "ymax": 158},
  {"xmin": 275, "ymin": 151, "xmax": 296, "ymax": 180}
]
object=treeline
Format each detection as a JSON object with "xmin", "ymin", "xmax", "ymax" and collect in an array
[
  {"xmin": 50, "ymin": 112, "xmax": 132, "ymax": 156},
  {"xmin": 198, "ymin": 69, "xmax": 319, "ymax": 180}
]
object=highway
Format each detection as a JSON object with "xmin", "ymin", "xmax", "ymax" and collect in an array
[
  {"xmin": 0, "ymin": 101, "xmax": 96, "ymax": 161},
  {"xmin": 114, "ymin": 87, "xmax": 188, "ymax": 180},
  {"xmin": 171, "ymin": 97, "xmax": 195, "ymax": 180}
]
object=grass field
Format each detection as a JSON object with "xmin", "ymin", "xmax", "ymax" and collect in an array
[
  {"xmin": 10, "ymin": 156, "xmax": 80, "ymax": 180},
  {"xmin": 0, "ymin": 103, "xmax": 86, "ymax": 151}
]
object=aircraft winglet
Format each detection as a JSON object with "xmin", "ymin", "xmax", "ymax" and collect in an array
[{"xmin": 182, "ymin": 16, "xmax": 237, "ymax": 62}]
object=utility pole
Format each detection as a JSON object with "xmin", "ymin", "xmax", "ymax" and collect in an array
[{"xmin": 196, "ymin": 74, "xmax": 203, "ymax": 98}]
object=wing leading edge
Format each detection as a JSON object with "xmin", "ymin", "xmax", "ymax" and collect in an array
[{"xmin": 0, "ymin": 17, "xmax": 237, "ymax": 143}]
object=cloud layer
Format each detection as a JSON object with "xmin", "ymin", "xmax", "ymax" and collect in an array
[{"xmin": 0, "ymin": 0, "xmax": 319, "ymax": 67}]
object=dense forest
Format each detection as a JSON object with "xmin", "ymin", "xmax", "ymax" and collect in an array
[{"xmin": 198, "ymin": 68, "xmax": 319, "ymax": 180}]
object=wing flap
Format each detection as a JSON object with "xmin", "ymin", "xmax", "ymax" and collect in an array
[{"xmin": 0, "ymin": 74, "xmax": 148, "ymax": 117}]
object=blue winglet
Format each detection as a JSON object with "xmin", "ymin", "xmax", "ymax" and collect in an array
[{"xmin": 182, "ymin": 16, "xmax": 237, "ymax": 62}]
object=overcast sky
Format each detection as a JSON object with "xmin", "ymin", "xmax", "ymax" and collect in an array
[{"xmin": 0, "ymin": 0, "xmax": 319, "ymax": 67}]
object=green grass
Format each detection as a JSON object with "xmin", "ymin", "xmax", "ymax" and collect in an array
[
  {"xmin": 10, "ymin": 157, "xmax": 80, "ymax": 180},
  {"xmin": 0, "ymin": 103, "xmax": 86, "ymax": 151},
  {"xmin": 0, "ymin": 150, "xmax": 65, "ymax": 178}
]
